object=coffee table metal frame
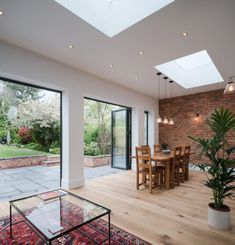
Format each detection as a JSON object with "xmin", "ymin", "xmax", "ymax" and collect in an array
[{"xmin": 9, "ymin": 189, "xmax": 111, "ymax": 244}]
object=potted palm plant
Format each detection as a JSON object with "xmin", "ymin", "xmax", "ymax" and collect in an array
[{"xmin": 189, "ymin": 108, "xmax": 235, "ymax": 230}]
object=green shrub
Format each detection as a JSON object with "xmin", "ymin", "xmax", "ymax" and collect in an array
[
  {"xmin": 0, "ymin": 129, "xmax": 6, "ymax": 140},
  {"xmin": 49, "ymin": 147, "xmax": 60, "ymax": 154},
  {"xmin": 84, "ymin": 141, "xmax": 101, "ymax": 156},
  {"xmin": 11, "ymin": 129, "xmax": 21, "ymax": 144},
  {"xmin": 50, "ymin": 141, "xmax": 60, "ymax": 148},
  {"xmin": 84, "ymin": 127, "xmax": 99, "ymax": 145},
  {"xmin": 24, "ymin": 143, "xmax": 42, "ymax": 151},
  {"xmin": 0, "ymin": 129, "xmax": 7, "ymax": 143},
  {"xmin": 31, "ymin": 122, "xmax": 60, "ymax": 152}
]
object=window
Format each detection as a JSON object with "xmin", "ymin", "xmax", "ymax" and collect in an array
[{"xmin": 144, "ymin": 111, "xmax": 149, "ymax": 145}]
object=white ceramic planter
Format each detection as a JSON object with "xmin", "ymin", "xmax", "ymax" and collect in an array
[{"xmin": 208, "ymin": 203, "xmax": 231, "ymax": 230}]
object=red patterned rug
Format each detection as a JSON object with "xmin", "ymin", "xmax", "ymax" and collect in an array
[{"xmin": 0, "ymin": 214, "xmax": 152, "ymax": 244}]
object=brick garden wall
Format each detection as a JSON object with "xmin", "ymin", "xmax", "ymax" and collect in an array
[
  {"xmin": 84, "ymin": 155, "xmax": 111, "ymax": 168},
  {"xmin": 0, "ymin": 156, "xmax": 48, "ymax": 169},
  {"xmin": 159, "ymin": 89, "xmax": 235, "ymax": 163}
]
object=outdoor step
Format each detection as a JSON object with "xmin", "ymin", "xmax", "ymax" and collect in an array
[
  {"xmin": 40, "ymin": 160, "xmax": 60, "ymax": 166},
  {"xmin": 46, "ymin": 155, "xmax": 60, "ymax": 161}
]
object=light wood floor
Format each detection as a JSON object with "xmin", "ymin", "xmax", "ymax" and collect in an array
[{"xmin": 0, "ymin": 170, "xmax": 234, "ymax": 245}]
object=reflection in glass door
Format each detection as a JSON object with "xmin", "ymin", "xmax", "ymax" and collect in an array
[{"xmin": 111, "ymin": 109, "xmax": 131, "ymax": 169}]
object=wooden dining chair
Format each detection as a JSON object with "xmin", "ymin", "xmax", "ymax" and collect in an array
[
  {"xmin": 153, "ymin": 144, "xmax": 165, "ymax": 187},
  {"xmin": 135, "ymin": 146, "xmax": 157, "ymax": 193},
  {"xmin": 182, "ymin": 145, "xmax": 191, "ymax": 181},
  {"xmin": 172, "ymin": 146, "xmax": 183, "ymax": 186},
  {"xmin": 178, "ymin": 145, "xmax": 191, "ymax": 182}
]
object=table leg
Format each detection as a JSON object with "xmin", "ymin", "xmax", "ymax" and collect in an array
[
  {"xmin": 10, "ymin": 204, "xmax": 12, "ymax": 238},
  {"xmin": 165, "ymin": 161, "xmax": 170, "ymax": 189},
  {"xmin": 108, "ymin": 213, "xmax": 111, "ymax": 244},
  {"xmin": 185, "ymin": 164, "xmax": 189, "ymax": 181}
]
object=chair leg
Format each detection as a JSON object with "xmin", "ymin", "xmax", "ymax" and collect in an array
[
  {"xmin": 176, "ymin": 170, "xmax": 180, "ymax": 186},
  {"xmin": 153, "ymin": 173, "xmax": 157, "ymax": 188},
  {"xmin": 180, "ymin": 165, "xmax": 185, "ymax": 183},
  {"xmin": 157, "ymin": 172, "xmax": 161, "ymax": 189},
  {"xmin": 185, "ymin": 165, "xmax": 189, "ymax": 181},
  {"xmin": 141, "ymin": 172, "xmax": 147, "ymax": 184},
  {"xmin": 149, "ymin": 174, "xmax": 152, "ymax": 193},
  {"xmin": 136, "ymin": 172, "xmax": 139, "ymax": 190},
  {"xmin": 160, "ymin": 171, "xmax": 164, "ymax": 188}
]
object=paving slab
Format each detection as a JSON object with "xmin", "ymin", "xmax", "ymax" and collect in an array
[
  {"xmin": 0, "ymin": 190, "xmax": 22, "ymax": 201},
  {"xmin": 15, "ymin": 183, "xmax": 45, "ymax": 193},
  {"xmin": 0, "ymin": 186, "xmax": 17, "ymax": 194},
  {"xmin": 0, "ymin": 164, "xmax": 122, "ymax": 202}
]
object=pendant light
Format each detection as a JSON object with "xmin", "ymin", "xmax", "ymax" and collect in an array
[
  {"xmin": 156, "ymin": 72, "xmax": 162, "ymax": 123},
  {"xmin": 224, "ymin": 76, "xmax": 235, "ymax": 94},
  {"xmin": 169, "ymin": 80, "xmax": 174, "ymax": 125},
  {"xmin": 162, "ymin": 76, "xmax": 169, "ymax": 125}
]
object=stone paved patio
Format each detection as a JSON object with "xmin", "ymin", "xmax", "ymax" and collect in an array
[{"xmin": 0, "ymin": 165, "xmax": 122, "ymax": 202}]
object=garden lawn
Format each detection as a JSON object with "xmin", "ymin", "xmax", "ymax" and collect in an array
[{"xmin": 0, "ymin": 144, "xmax": 50, "ymax": 158}]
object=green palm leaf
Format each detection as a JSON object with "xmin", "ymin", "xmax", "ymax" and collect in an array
[{"xmin": 188, "ymin": 108, "xmax": 235, "ymax": 208}]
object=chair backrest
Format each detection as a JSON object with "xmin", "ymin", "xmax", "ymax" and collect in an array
[
  {"xmin": 184, "ymin": 145, "xmax": 190, "ymax": 156},
  {"xmin": 153, "ymin": 144, "xmax": 161, "ymax": 153},
  {"xmin": 136, "ymin": 146, "xmax": 152, "ymax": 171},
  {"xmin": 173, "ymin": 146, "xmax": 182, "ymax": 161},
  {"xmin": 183, "ymin": 145, "xmax": 191, "ymax": 163},
  {"xmin": 141, "ymin": 145, "xmax": 149, "ymax": 154}
]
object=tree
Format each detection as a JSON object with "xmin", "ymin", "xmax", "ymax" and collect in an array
[
  {"xmin": 10, "ymin": 95, "xmax": 60, "ymax": 151},
  {"xmin": 3, "ymin": 81, "xmax": 44, "ymax": 104},
  {"xmin": 84, "ymin": 100, "xmax": 113, "ymax": 155}
]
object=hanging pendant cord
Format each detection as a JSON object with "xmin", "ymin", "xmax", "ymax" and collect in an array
[
  {"xmin": 159, "ymin": 75, "xmax": 160, "ymax": 99},
  {"xmin": 171, "ymin": 82, "xmax": 172, "ymax": 98},
  {"xmin": 157, "ymin": 72, "xmax": 161, "ymax": 100}
]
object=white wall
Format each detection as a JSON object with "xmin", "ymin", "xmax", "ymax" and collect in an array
[{"xmin": 0, "ymin": 41, "xmax": 158, "ymax": 188}]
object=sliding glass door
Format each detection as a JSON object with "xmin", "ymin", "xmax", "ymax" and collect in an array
[{"xmin": 111, "ymin": 108, "xmax": 131, "ymax": 170}]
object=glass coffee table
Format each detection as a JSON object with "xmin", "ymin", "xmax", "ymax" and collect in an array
[{"xmin": 9, "ymin": 189, "xmax": 111, "ymax": 244}]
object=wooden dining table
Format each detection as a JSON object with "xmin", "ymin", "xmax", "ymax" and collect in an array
[
  {"xmin": 131, "ymin": 149, "xmax": 192, "ymax": 190},
  {"xmin": 130, "ymin": 152, "xmax": 174, "ymax": 190}
]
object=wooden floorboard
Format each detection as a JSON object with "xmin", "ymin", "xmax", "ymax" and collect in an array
[{"xmin": 0, "ymin": 170, "xmax": 234, "ymax": 245}]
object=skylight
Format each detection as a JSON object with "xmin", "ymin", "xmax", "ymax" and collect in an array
[
  {"xmin": 54, "ymin": 0, "xmax": 174, "ymax": 37},
  {"xmin": 155, "ymin": 50, "xmax": 223, "ymax": 89}
]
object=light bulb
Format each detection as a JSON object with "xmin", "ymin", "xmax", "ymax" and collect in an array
[
  {"xmin": 163, "ymin": 116, "xmax": 168, "ymax": 124},
  {"xmin": 229, "ymin": 86, "xmax": 234, "ymax": 92},
  {"xmin": 156, "ymin": 116, "xmax": 162, "ymax": 123},
  {"xmin": 169, "ymin": 118, "xmax": 174, "ymax": 125}
]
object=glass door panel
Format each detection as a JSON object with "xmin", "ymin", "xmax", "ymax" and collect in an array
[{"xmin": 111, "ymin": 109, "xmax": 131, "ymax": 169}]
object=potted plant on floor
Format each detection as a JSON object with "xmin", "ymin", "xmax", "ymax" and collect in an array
[{"xmin": 189, "ymin": 108, "xmax": 235, "ymax": 230}]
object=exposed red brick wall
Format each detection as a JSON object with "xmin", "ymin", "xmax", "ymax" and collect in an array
[{"xmin": 159, "ymin": 89, "xmax": 235, "ymax": 163}]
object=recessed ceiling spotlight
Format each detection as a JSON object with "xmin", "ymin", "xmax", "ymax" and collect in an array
[
  {"xmin": 139, "ymin": 50, "xmax": 144, "ymax": 55},
  {"xmin": 0, "ymin": 10, "xmax": 4, "ymax": 16},
  {"xmin": 109, "ymin": 64, "xmax": 113, "ymax": 68},
  {"xmin": 182, "ymin": 32, "xmax": 189, "ymax": 37},
  {"xmin": 68, "ymin": 44, "xmax": 73, "ymax": 49}
]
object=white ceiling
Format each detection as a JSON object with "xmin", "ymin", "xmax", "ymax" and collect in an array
[{"xmin": 0, "ymin": 0, "xmax": 234, "ymax": 99}]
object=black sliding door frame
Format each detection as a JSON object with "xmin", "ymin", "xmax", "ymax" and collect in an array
[
  {"xmin": 144, "ymin": 111, "xmax": 149, "ymax": 145},
  {"xmin": 111, "ymin": 108, "xmax": 132, "ymax": 170}
]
